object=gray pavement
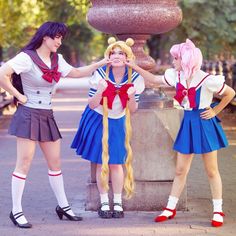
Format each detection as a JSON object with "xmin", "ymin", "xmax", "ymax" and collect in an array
[{"xmin": 0, "ymin": 89, "xmax": 235, "ymax": 236}]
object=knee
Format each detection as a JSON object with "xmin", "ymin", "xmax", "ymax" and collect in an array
[
  {"xmin": 16, "ymin": 157, "xmax": 31, "ymax": 174},
  {"xmin": 109, "ymin": 164, "xmax": 122, "ymax": 171},
  {"xmin": 206, "ymin": 168, "xmax": 219, "ymax": 179},
  {"xmin": 175, "ymin": 166, "xmax": 189, "ymax": 178},
  {"xmin": 47, "ymin": 156, "xmax": 61, "ymax": 170}
]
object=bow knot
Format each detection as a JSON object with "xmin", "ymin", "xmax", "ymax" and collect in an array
[
  {"xmin": 100, "ymin": 81, "xmax": 134, "ymax": 109},
  {"xmin": 42, "ymin": 69, "xmax": 61, "ymax": 83},
  {"xmin": 174, "ymin": 83, "xmax": 196, "ymax": 108}
]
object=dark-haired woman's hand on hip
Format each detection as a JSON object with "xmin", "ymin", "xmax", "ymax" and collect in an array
[{"xmin": 17, "ymin": 94, "xmax": 27, "ymax": 105}]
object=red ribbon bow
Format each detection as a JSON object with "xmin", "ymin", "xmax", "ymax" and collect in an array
[
  {"xmin": 100, "ymin": 81, "xmax": 134, "ymax": 109},
  {"xmin": 41, "ymin": 67, "xmax": 61, "ymax": 83},
  {"xmin": 174, "ymin": 83, "xmax": 196, "ymax": 108}
]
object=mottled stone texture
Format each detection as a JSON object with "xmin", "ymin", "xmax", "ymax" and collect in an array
[
  {"xmin": 88, "ymin": 0, "xmax": 182, "ymax": 35},
  {"xmin": 87, "ymin": 0, "xmax": 182, "ymax": 70}
]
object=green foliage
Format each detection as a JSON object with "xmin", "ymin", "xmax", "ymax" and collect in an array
[
  {"xmin": 1, "ymin": 0, "xmax": 236, "ymax": 63},
  {"xmin": 0, "ymin": 0, "xmax": 98, "ymax": 62},
  {"xmin": 163, "ymin": 0, "xmax": 236, "ymax": 59}
]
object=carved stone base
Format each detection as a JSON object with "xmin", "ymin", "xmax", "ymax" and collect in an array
[{"xmin": 85, "ymin": 181, "xmax": 187, "ymax": 211}]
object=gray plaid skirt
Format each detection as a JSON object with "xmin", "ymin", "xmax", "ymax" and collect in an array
[{"xmin": 9, "ymin": 105, "xmax": 62, "ymax": 142}]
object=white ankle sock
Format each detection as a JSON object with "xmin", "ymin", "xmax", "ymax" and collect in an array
[
  {"xmin": 48, "ymin": 170, "xmax": 75, "ymax": 216},
  {"xmin": 212, "ymin": 199, "xmax": 223, "ymax": 222},
  {"xmin": 113, "ymin": 193, "xmax": 123, "ymax": 211},
  {"xmin": 100, "ymin": 193, "xmax": 110, "ymax": 211},
  {"xmin": 12, "ymin": 172, "xmax": 28, "ymax": 224},
  {"xmin": 160, "ymin": 195, "xmax": 179, "ymax": 217}
]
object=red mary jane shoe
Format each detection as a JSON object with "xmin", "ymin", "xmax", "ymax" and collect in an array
[
  {"xmin": 154, "ymin": 208, "xmax": 176, "ymax": 222},
  {"xmin": 211, "ymin": 212, "xmax": 225, "ymax": 227}
]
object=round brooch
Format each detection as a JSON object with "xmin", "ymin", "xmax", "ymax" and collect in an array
[{"xmin": 182, "ymin": 90, "xmax": 188, "ymax": 96}]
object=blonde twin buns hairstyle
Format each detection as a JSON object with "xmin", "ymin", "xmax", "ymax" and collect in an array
[
  {"xmin": 101, "ymin": 37, "xmax": 135, "ymax": 199},
  {"xmin": 104, "ymin": 37, "xmax": 135, "ymax": 61}
]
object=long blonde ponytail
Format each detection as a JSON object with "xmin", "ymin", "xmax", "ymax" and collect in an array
[
  {"xmin": 101, "ymin": 66, "xmax": 110, "ymax": 191},
  {"xmin": 124, "ymin": 67, "xmax": 134, "ymax": 199}
]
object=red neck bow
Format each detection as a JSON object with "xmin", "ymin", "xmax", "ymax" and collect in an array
[
  {"xmin": 41, "ymin": 67, "xmax": 61, "ymax": 83},
  {"xmin": 174, "ymin": 83, "xmax": 196, "ymax": 108},
  {"xmin": 24, "ymin": 50, "xmax": 61, "ymax": 83},
  {"xmin": 100, "ymin": 81, "xmax": 134, "ymax": 109}
]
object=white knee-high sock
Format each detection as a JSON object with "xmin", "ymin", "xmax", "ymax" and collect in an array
[
  {"xmin": 160, "ymin": 195, "xmax": 179, "ymax": 217},
  {"xmin": 12, "ymin": 172, "xmax": 28, "ymax": 224},
  {"xmin": 48, "ymin": 170, "xmax": 75, "ymax": 216},
  {"xmin": 212, "ymin": 199, "xmax": 223, "ymax": 222}
]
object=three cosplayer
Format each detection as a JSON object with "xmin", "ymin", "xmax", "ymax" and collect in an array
[{"xmin": 0, "ymin": 21, "xmax": 235, "ymax": 229}]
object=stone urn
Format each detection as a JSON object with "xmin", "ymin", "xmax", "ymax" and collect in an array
[{"xmin": 87, "ymin": 0, "xmax": 182, "ymax": 70}]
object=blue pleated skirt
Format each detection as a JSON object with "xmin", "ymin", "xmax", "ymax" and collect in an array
[
  {"xmin": 173, "ymin": 109, "xmax": 228, "ymax": 154},
  {"xmin": 71, "ymin": 106, "xmax": 127, "ymax": 164}
]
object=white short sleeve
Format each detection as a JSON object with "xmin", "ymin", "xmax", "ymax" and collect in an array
[
  {"xmin": 88, "ymin": 70, "xmax": 103, "ymax": 97},
  {"xmin": 162, "ymin": 68, "xmax": 177, "ymax": 87},
  {"xmin": 131, "ymin": 74, "xmax": 144, "ymax": 102},
  {"xmin": 6, "ymin": 52, "xmax": 32, "ymax": 75},
  {"xmin": 89, "ymin": 70, "xmax": 102, "ymax": 89},
  {"xmin": 134, "ymin": 74, "xmax": 145, "ymax": 90},
  {"xmin": 205, "ymin": 75, "xmax": 226, "ymax": 95},
  {"xmin": 58, "ymin": 54, "xmax": 73, "ymax": 77}
]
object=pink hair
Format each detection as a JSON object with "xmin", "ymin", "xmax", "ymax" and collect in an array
[{"xmin": 170, "ymin": 39, "xmax": 203, "ymax": 79}]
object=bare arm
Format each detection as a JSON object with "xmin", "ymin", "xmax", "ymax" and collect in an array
[
  {"xmin": 0, "ymin": 64, "xmax": 27, "ymax": 103},
  {"xmin": 125, "ymin": 61, "xmax": 165, "ymax": 86},
  {"xmin": 67, "ymin": 58, "xmax": 111, "ymax": 78},
  {"xmin": 200, "ymin": 85, "xmax": 236, "ymax": 119}
]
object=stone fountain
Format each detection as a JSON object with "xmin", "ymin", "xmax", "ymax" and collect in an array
[{"xmin": 85, "ymin": 0, "xmax": 186, "ymax": 211}]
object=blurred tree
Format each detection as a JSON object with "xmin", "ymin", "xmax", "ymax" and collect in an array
[
  {"xmin": 0, "ymin": 0, "xmax": 106, "ymax": 63},
  {"xmin": 148, "ymin": 0, "xmax": 236, "ymax": 61},
  {"xmin": 0, "ymin": 0, "xmax": 46, "ymax": 52}
]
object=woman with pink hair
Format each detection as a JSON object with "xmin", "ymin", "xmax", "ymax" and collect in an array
[{"xmin": 126, "ymin": 39, "xmax": 235, "ymax": 227}]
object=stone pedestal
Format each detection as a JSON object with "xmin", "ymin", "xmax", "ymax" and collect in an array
[{"xmin": 85, "ymin": 107, "xmax": 187, "ymax": 211}]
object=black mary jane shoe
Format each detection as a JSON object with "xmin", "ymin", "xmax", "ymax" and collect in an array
[
  {"xmin": 55, "ymin": 205, "xmax": 83, "ymax": 221},
  {"xmin": 112, "ymin": 203, "xmax": 124, "ymax": 218},
  {"xmin": 98, "ymin": 203, "xmax": 112, "ymax": 219},
  {"xmin": 9, "ymin": 211, "xmax": 32, "ymax": 229}
]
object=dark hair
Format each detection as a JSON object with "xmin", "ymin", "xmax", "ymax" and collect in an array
[{"xmin": 22, "ymin": 21, "xmax": 68, "ymax": 51}]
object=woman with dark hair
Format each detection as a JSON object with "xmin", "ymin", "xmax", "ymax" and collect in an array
[{"xmin": 0, "ymin": 21, "xmax": 109, "ymax": 228}]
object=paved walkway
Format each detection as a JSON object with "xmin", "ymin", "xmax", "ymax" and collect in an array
[{"xmin": 0, "ymin": 90, "xmax": 235, "ymax": 236}]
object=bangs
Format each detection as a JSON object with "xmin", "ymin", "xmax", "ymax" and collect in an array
[
  {"xmin": 47, "ymin": 22, "xmax": 68, "ymax": 39},
  {"xmin": 41, "ymin": 22, "xmax": 68, "ymax": 39}
]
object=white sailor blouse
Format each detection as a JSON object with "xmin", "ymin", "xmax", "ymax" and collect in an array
[
  {"xmin": 7, "ymin": 52, "xmax": 73, "ymax": 109},
  {"xmin": 88, "ymin": 66, "xmax": 145, "ymax": 118},
  {"xmin": 162, "ymin": 68, "xmax": 226, "ymax": 110}
]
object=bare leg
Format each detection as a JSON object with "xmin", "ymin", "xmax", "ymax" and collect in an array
[
  {"xmin": 110, "ymin": 164, "xmax": 124, "ymax": 194},
  {"xmin": 202, "ymin": 151, "xmax": 222, "ymax": 199},
  {"xmin": 170, "ymin": 152, "xmax": 194, "ymax": 198},
  {"xmin": 15, "ymin": 137, "xmax": 36, "ymax": 174},
  {"xmin": 155, "ymin": 152, "xmax": 193, "ymax": 222},
  {"xmin": 202, "ymin": 151, "xmax": 224, "ymax": 225}
]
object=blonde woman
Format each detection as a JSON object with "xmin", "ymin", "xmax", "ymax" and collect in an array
[{"xmin": 71, "ymin": 37, "xmax": 145, "ymax": 218}]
